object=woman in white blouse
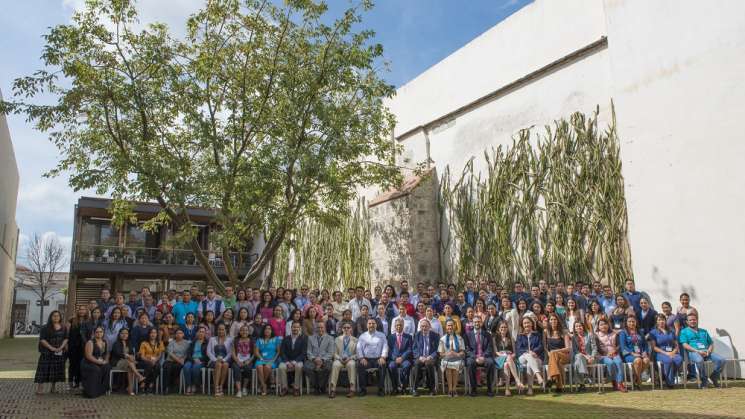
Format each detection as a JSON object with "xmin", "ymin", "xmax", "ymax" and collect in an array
[{"xmin": 438, "ymin": 319, "xmax": 465, "ymax": 397}]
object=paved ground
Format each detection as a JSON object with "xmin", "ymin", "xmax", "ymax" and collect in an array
[{"xmin": 2, "ymin": 338, "xmax": 744, "ymax": 418}]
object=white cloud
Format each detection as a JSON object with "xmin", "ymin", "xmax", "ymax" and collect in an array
[{"xmin": 17, "ymin": 178, "xmax": 83, "ymax": 223}]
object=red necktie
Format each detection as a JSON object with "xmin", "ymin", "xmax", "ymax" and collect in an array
[
  {"xmin": 397, "ymin": 334, "xmax": 402, "ymax": 350},
  {"xmin": 476, "ymin": 332, "xmax": 482, "ymax": 357}
]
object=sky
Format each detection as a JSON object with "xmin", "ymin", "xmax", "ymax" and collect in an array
[{"xmin": 0, "ymin": 0, "xmax": 531, "ymax": 266}]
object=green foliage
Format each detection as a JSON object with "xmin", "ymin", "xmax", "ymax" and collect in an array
[
  {"xmin": 1, "ymin": 0, "xmax": 400, "ymax": 289},
  {"xmin": 439, "ymin": 107, "xmax": 633, "ymax": 291},
  {"xmin": 273, "ymin": 198, "xmax": 371, "ymax": 291}
]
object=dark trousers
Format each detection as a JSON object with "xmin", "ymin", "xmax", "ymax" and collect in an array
[
  {"xmin": 466, "ymin": 357, "xmax": 495, "ymax": 392},
  {"xmin": 388, "ymin": 360, "xmax": 412, "ymax": 390},
  {"xmin": 412, "ymin": 358, "xmax": 436, "ymax": 391},
  {"xmin": 162, "ymin": 361, "xmax": 183, "ymax": 393},
  {"xmin": 357, "ymin": 358, "xmax": 386, "ymax": 392},
  {"xmin": 137, "ymin": 360, "xmax": 160, "ymax": 389},
  {"xmin": 303, "ymin": 360, "xmax": 331, "ymax": 391}
]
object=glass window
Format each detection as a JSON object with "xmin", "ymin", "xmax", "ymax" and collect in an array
[
  {"xmin": 127, "ymin": 225, "xmax": 147, "ymax": 248},
  {"xmin": 100, "ymin": 224, "xmax": 119, "ymax": 247},
  {"xmin": 80, "ymin": 221, "xmax": 98, "ymax": 244}
]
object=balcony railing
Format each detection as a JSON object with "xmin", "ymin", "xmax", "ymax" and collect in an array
[{"xmin": 74, "ymin": 244, "xmax": 258, "ymax": 270}]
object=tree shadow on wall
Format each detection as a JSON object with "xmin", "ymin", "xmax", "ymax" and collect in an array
[{"xmin": 370, "ymin": 198, "xmax": 413, "ymax": 284}]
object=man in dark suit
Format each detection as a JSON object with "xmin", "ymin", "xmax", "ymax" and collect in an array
[
  {"xmin": 465, "ymin": 316, "xmax": 495, "ymax": 396},
  {"xmin": 278, "ymin": 322, "xmax": 308, "ymax": 396},
  {"xmin": 387, "ymin": 318, "xmax": 413, "ymax": 394},
  {"xmin": 411, "ymin": 318, "xmax": 439, "ymax": 396}
]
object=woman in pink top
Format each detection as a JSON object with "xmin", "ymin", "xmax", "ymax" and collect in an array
[
  {"xmin": 595, "ymin": 318, "xmax": 627, "ymax": 392},
  {"xmin": 268, "ymin": 306, "xmax": 287, "ymax": 338}
]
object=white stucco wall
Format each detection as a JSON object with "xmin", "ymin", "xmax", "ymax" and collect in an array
[
  {"xmin": 605, "ymin": 0, "xmax": 745, "ymax": 361},
  {"xmin": 382, "ymin": 0, "xmax": 745, "ymax": 366},
  {"xmin": 0, "ymin": 89, "xmax": 20, "ymax": 338}
]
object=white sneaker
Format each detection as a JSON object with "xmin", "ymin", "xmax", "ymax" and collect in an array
[
  {"xmin": 242, "ymin": 388, "xmax": 248, "ymax": 396},
  {"xmin": 236, "ymin": 391, "xmax": 242, "ymax": 398}
]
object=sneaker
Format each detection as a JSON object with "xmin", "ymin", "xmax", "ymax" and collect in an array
[
  {"xmin": 236, "ymin": 391, "xmax": 242, "ymax": 398},
  {"xmin": 242, "ymin": 388, "xmax": 248, "ymax": 396},
  {"xmin": 710, "ymin": 374, "xmax": 720, "ymax": 388}
]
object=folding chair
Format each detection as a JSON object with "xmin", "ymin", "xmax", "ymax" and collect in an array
[{"xmin": 108, "ymin": 368, "xmax": 136, "ymax": 395}]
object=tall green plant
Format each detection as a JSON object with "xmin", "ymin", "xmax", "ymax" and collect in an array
[{"xmin": 439, "ymin": 107, "xmax": 633, "ymax": 291}]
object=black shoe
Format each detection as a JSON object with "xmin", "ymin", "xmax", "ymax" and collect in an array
[
  {"xmin": 578, "ymin": 384, "xmax": 586, "ymax": 392},
  {"xmin": 486, "ymin": 390, "xmax": 494, "ymax": 397},
  {"xmin": 358, "ymin": 390, "xmax": 367, "ymax": 397},
  {"xmin": 429, "ymin": 389, "xmax": 436, "ymax": 396},
  {"xmin": 377, "ymin": 389, "xmax": 385, "ymax": 397},
  {"xmin": 412, "ymin": 389, "xmax": 419, "ymax": 397},
  {"xmin": 710, "ymin": 374, "xmax": 720, "ymax": 388},
  {"xmin": 469, "ymin": 391, "xmax": 477, "ymax": 397}
]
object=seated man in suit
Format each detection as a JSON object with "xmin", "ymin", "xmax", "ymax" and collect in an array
[
  {"xmin": 278, "ymin": 321, "xmax": 307, "ymax": 396},
  {"xmin": 465, "ymin": 315, "xmax": 496, "ymax": 396},
  {"xmin": 387, "ymin": 318, "xmax": 414, "ymax": 394},
  {"xmin": 303, "ymin": 322, "xmax": 335, "ymax": 395},
  {"xmin": 411, "ymin": 318, "xmax": 439, "ymax": 396},
  {"xmin": 356, "ymin": 318, "xmax": 388, "ymax": 397},
  {"xmin": 329, "ymin": 322, "xmax": 357, "ymax": 398}
]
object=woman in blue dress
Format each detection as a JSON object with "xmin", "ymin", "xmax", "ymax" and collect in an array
[
  {"xmin": 619, "ymin": 316, "xmax": 650, "ymax": 389},
  {"xmin": 649, "ymin": 313, "xmax": 683, "ymax": 388},
  {"xmin": 254, "ymin": 324, "xmax": 282, "ymax": 396}
]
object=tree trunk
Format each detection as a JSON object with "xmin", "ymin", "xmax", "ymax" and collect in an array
[
  {"xmin": 223, "ymin": 248, "xmax": 238, "ymax": 289},
  {"xmin": 188, "ymin": 238, "xmax": 225, "ymax": 293},
  {"xmin": 241, "ymin": 228, "xmax": 287, "ymax": 285}
]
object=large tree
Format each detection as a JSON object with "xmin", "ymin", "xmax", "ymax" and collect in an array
[{"xmin": 3, "ymin": 0, "xmax": 400, "ymax": 291}]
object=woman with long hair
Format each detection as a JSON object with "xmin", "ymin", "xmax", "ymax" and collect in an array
[
  {"xmin": 254, "ymin": 324, "xmax": 281, "ymax": 396},
  {"xmin": 564, "ymin": 298, "xmax": 584, "ymax": 333},
  {"xmin": 200, "ymin": 310, "xmax": 216, "ymax": 339},
  {"xmin": 207, "ymin": 323, "xmax": 233, "ymax": 397},
  {"xmin": 80, "ymin": 326, "xmax": 110, "ymax": 398},
  {"xmin": 571, "ymin": 321, "xmax": 597, "ymax": 392},
  {"xmin": 182, "ymin": 312, "xmax": 198, "ymax": 341},
  {"xmin": 231, "ymin": 307, "xmax": 253, "ymax": 338},
  {"xmin": 183, "ymin": 326, "xmax": 209, "ymax": 395},
  {"xmin": 67, "ymin": 306, "xmax": 89, "ymax": 389},
  {"xmin": 595, "ymin": 318, "xmax": 626, "ymax": 392},
  {"xmin": 649, "ymin": 313, "xmax": 683, "ymax": 388},
  {"xmin": 269, "ymin": 305, "xmax": 287, "ymax": 338},
  {"xmin": 103, "ymin": 307, "xmax": 127, "ymax": 349},
  {"xmin": 516, "ymin": 317, "xmax": 545, "ymax": 395},
  {"xmin": 619, "ymin": 316, "xmax": 650, "ymax": 389},
  {"xmin": 492, "ymin": 321, "xmax": 524, "ymax": 396},
  {"xmin": 110, "ymin": 327, "xmax": 145, "ymax": 395},
  {"xmin": 545, "ymin": 313, "xmax": 571, "ymax": 393},
  {"xmin": 259, "ymin": 291, "xmax": 275, "ymax": 320},
  {"xmin": 231, "ymin": 325, "xmax": 254, "ymax": 397},
  {"xmin": 81, "ymin": 307, "xmax": 104, "ymax": 341},
  {"xmin": 610, "ymin": 295, "xmax": 634, "ymax": 332},
  {"xmin": 137, "ymin": 327, "xmax": 164, "ymax": 394},
  {"xmin": 34, "ymin": 310, "xmax": 68, "ymax": 395},
  {"xmin": 585, "ymin": 300, "xmax": 606, "ymax": 334},
  {"xmin": 303, "ymin": 306, "xmax": 320, "ymax": 337},
  {"xmin": 438, "ymin": 319, "xmax": 465, "ymax": 397}
]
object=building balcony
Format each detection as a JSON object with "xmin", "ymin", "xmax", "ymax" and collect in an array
[{"xmin": 72, "ymin": 244, "xmax": 258, "ymax": 278}]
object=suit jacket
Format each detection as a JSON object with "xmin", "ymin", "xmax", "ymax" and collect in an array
[
  {"xmin": 413, "ymin": 331, "xmax": 439, "ymax": 359},
  {"xmin": 465, "ymin": 328, "xmax": 494, "ymax": 360},
  {"xmin": 387, "ymin": 332, "xmax": 413, "ymax": 361},
  {"xmin": 281, "ymin": 334, "xmax": 308, "ymax": 362},
  {"xmin": 334, "ymin": 335, "xmax": 358, "ymax": 361},
  {"xmin": 306, "ymin": 333, "xmax": 335, "ymax": 361}
]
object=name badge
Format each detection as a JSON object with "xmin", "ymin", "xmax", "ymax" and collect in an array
[
  {"xmin": 614, "ymin": 322, "xmax": 621, "ymax": 329},
  {"xmin": 664, "ymin": 346, "xmax": 672, "ymax": 352},
  {"xmin": 633, "ymin": 345, "xmax": 640, "ymax": 354},
  {"xmin": 696, "ymin": 343, "xmax": 706, "ymax": 350}
]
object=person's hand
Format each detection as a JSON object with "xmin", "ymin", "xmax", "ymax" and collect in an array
[
  {"xmin": 378, "ymin": 357, "xmax": 386, "ymax": 366},
  {"xmin": 360, "ymin": 358, "xmax": 368, "ymax": 367},
  {"xmin": 476, "ymin": 356, "xmax": 484, "ymax": 364},
  {"xmin": 396, "ymin": 356, "xmax": 403, "ymax": 365}
]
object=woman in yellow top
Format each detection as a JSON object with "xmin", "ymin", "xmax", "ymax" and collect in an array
[
  {"xmin": 138, "ymin": 327, "xmax": 165, "ymax": 394},
  {"xmin": 438, "ymin": 304, "xmax": 462, "ymax": 336}
]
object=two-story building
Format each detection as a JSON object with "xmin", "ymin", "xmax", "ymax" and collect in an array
[{"xmin": 67, "ymin": 197, "xmax": 260, "ymax": 317}]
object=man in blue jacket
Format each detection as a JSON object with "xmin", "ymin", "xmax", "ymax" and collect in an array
[
  {"xmin": 387, "ymin": 318, "xmax": 413, "ymax": 394},
  {"xmin": 465, "ymin": 316, "xmax": 495, "ymax": 396},
  {"xmin": 411, "ymin": 318, "xmax": 439, "ymax": 396}
]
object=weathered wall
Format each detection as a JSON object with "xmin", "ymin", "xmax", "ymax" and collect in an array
[{"xmin": 0, "ymin": 90, "xmax": 20, "ymax": 337}]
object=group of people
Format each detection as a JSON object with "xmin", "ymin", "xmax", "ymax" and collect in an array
[{"xmin": 33, "ymin": 278, "xmax": 727, "ymax": 399}]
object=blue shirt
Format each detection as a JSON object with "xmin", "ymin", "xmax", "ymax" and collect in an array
[
  {"xmin": 623, "ymin": 291, "xmax": 642, "ymax": 313},
  {"xmin": 173, "ymin": 301, "xmax": 199, "ymax": 326},
  {"xmin": 679, "ymin": 327, "xmax": 712, "ymax": 351},
  {"xmin": 619, "ymin": 330, "xmax": 648, "ymax": 356},
  {"xmin": 649, "ymin": 328, "xmax": 677, "ymax": 352}
]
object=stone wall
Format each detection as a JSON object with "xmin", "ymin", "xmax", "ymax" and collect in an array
[{"xmin": 369, "ymin": 171, "xmax": 440, "ymax": 288}]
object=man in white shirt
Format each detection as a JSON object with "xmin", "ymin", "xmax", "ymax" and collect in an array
[
  {"xmin": 349, "ymin": 286, "xmax": 372, "ymax": 321},
  {"xmin": 393, "ymin": 301, "xmax": 416, "ymax": 336},
  {"xmin": 356, "ymin": 318, "xmax": 388, "ymax": 397}
]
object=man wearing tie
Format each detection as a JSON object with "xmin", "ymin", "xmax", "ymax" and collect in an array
[
  {"xmin": 465, "ymin": 316, "xmax": 496, "ymax": 396},
  {"xmin": 329, "ymin": 323, "xmax": 357, "ymax": 398},
  {"xmin": 278, "ymin": 322, "xmax": 307, "ymax": 396},
  {"xmin": 387, "ymin": 318, "xmax": 414, "ymax": 395},
  {"xmin": 411, "ymin": 318, "xmax": 439, "ymax": 396},
  {"xmin": 356, "ymin": 318, "xmax": 389, "ymax": 397},
  {"xmin": 303, "ymin": 322, "xmax": 335, "ymax": 395}
]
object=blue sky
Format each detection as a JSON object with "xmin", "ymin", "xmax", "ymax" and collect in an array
[{"xmin": 0, "ymin": 0, "xmax": 531, "ymax": 263}]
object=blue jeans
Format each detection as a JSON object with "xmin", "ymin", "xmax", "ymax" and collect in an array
[
  {"xmin": 687, "ymin": 351, "xmax": 725, "ymax": 382},
  {"xmin": 656, "ymin": 353, "xmax": 682, "ymax": 386},
  {"xmin": 599, "ymin": 355, "xmax": 623, "ymax": 383},
  {"xmin": 183, "ymin": 361, "xmax": 204, "ymax": 387}
]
